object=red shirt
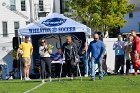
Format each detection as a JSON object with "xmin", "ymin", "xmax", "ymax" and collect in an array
[{"xmin": 132, "ymin": 35, "xmax": 140, "ymax": 53}]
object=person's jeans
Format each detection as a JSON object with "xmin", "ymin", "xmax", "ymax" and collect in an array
[
  {"xmin": 83, "ymin": 55, "xmax": 88, "ymax": 75},
  {"xmin": 91, "ymin": 57, "xmax": 103, "ymax": 79},
  {"xmin": 83, "ymin": 55, "xmax": 92, "ymax": 75},
  {"xmin": 88, "ymin": 59, "xmax": 92, "ymax": 75}
]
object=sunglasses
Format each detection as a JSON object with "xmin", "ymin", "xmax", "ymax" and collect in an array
[{"xmin": 41, "ymin": 41, "xmax": 45, "ymax": 43}]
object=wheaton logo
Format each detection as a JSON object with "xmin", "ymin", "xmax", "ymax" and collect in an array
[{"xmin": 42, "ymin": 18, "xmax": 67, "ymax": 27}]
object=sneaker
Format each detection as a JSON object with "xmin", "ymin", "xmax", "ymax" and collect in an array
[
  {"xmin": 26, "ymin": 77, "xmax": 31, "ymax": 80},
  {"xmin": 5, "ymin": 76, "xmax": 11, "ymax": 80},
  {"xmin": 104, "ymin": 72, "xmax": 108, "ymax": 76},
  {"xmin": 42, "ymin": 79, "xmax": 45, "ymax": 83},
  {"xmin": 66, "ymin": 75, "xmax": 69, "ymax": 78},
  {"xmin": 84, "ymin": 74, "xmax": 88, "ymax": 77},
  {"xmin": 91, "ymin": 78, "xmax": 95, "ymax": 81},
  {"xmin": 134, "ymin": 72, "xmax": 138, "ymax": 76},
  {"xmin": 9, "ymin": 76, "xmax": 13, "ymax": 79},
  {"xmin": 70, "ymin": 76, "xmax": 73, "ymax": 80},
  {"xmin": 99, "ymin": 77, "xmax": 103, "ymax": 80},
  {"xmin": 24, "ymin": 77, "xmax": 28, "ymax": 80},
  {"xmin": 70, "ymin": 74, "xmax": 74, "ymax": 80},
  {"xmin": 49, "ymin": 77, "xmax": 52, "ymax": 82}
]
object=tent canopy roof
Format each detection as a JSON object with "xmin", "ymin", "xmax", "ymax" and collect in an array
[{"xmin": 18, "ymin": 13, "xmax": 91, "ymax": 36}]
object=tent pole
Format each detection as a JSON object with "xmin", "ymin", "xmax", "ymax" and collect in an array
[
  {"xmin": 18, "ymin": 36, "xmax": 22, "ymax": 80},
  {"xmin": 58, "ymin": 34, "xmax": 62, "ymax": 48}
]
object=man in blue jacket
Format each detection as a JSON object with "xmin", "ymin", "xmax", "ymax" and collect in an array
[{"xmin": 87, "ymin": 33, "xmax": 105, "ymax": 80}]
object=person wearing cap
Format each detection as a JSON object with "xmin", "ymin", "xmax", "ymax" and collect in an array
[
  {"xmin": 17, "ymin": 36, "xmax": 33, "ymax": 80},
  {"xmin": 62, "ymin": 36, "xmax": 78, "ymax": 80}
]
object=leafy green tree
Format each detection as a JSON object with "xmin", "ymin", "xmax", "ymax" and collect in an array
[{"xmin": 65, "ymin": 0, "xmax": 134, "ymax": 35}]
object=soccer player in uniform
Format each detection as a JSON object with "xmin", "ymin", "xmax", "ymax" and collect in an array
[{"xmin": 131, "ymin": 30, "xmax": 140, "ymax": 75}]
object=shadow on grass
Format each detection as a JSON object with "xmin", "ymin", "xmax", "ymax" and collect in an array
[
  {"xmin": 1, "ymin": 75, "xmax": 127, "ymax": 84},
  {"xmin": 0, "ymin": 77, "xmax": 83, "ymax": 84}
]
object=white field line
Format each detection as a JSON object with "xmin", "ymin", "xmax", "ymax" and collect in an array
[{"xmin": 23, "ymin": 82, "xmax": 46, "ymax": 93}]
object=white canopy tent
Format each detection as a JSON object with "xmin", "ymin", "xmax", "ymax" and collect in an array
[
  {"xmin": 18, "ymin": 13, "xmax": 91, "ymax": 36},
  {"xmin": 18, "ymin": 13, "xmax": 91, "ymax": 78}
]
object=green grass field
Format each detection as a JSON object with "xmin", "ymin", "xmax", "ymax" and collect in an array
[{"xmin": 0, "ymin": 75, "xmax": 140, "ymax": 93}]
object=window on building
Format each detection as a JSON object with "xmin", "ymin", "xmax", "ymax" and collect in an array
[
  {"xmin": 2, "ymin": 21, "xmax": 8, "ymax": 37},
  {"xmin": 10, "ymin": 0, "xmax": 16, "ymax": 11},
  {"xmin": 129, "ymin": 12, "xmax": 133, "ymax": 18},
  {"xmin": 14, "ymin": 22, "xmax": 19, "ymax": 37},
  {"xmin": 39, "ymin": 0, "xmax": 44, "ymax": 11},
  {"xmin": 21, "ymin": 0, "xmax": 26, "ymax": 11},
  {"xmin": 26, "ymin": 21, "xmax": 30, "ymax": 25}
]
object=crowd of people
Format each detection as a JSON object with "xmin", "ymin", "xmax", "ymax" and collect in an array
[
  {"xmin": 6, "ymin": 29, "xmax": 140, "ymax": 82},
  {"xmin": 113, "ymin": 30, "xmax": 140, "ymax": 76}
]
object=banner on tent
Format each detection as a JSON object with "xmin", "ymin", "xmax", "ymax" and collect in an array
[{"xmin": 29, "ymin": 27, "xmax": 76, "ymax": 34}]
